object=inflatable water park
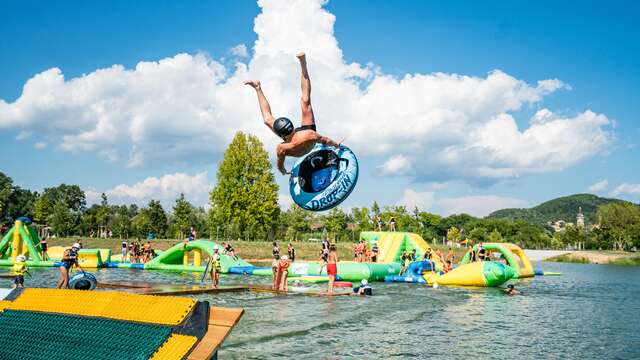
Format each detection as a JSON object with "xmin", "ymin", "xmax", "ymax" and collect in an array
[
  {"xmin": 1, "ymin": 217, "xmax": 556, "ymax": 289},
  {"xmin": 0, "ymin": 287, "xmax": 242, "ymax": 360}
]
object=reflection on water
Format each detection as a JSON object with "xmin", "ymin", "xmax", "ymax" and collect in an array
[{"xmin": 3, "ymin": 262, "xmax": 639, "ymax": 359}]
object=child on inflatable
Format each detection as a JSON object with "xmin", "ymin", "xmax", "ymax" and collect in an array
[{"xmin": 12, "ymin": 255, "xmax": 28, "ymax": 289}]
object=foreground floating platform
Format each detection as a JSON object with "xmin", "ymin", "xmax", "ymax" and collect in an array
[{"xmin": 0, "ymin": 288, "xmax": 243, "ymax": 360}]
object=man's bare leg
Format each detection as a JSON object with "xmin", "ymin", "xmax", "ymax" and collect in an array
[
  {"xmin": 297, "ymin": 53, "xmax": 315, "ymax": 127},
  {"xmin": 244, "ymin": 80, "xmax": 275, "ymax": 129}
]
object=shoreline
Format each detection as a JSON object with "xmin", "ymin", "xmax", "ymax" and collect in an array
[{"xmin": 546, "ymin": 251, "xmax": 640, "ymax": 266}]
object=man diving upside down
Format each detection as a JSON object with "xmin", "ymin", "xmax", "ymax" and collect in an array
[{"xmin": 245, "ymin": 53, "xmax": 341, "ymax": 175}]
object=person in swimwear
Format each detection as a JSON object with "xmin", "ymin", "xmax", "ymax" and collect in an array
[
  {"xmin": 504, "ymin": 284, "xmax": 520, "ymax": 295},
  {"xmin": 327, "ymin": 244, "xmax": 338, "ymax": 294},
  {"xmin": 57, "ymin": 243, "xmax": 80, "ymax": 289},
  {"xmin": 208, "ymin": 246, "xmax": 222, "ymax": 289},
  {"xmin": 278, "ymin": 255, "xmax": 291, "ymax": 292},
  {"xmin": 271, "ymin": 254, "xmax": 280, "ymax": 290},
  {"xmin": 245, "ymin": 53, "xmax": 341, "ymax": 175}
]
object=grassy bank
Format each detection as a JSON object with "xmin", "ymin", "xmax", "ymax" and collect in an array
[
  {"xmin": 547, "ymin": 251, "xmax": 640, "ymax": 266},
  {"xmin": 46, "ymin": 237, "xmax": 469, "ymax": 262}
]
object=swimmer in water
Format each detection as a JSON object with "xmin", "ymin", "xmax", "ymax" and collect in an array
[
  {"xmin": 245, "ymin": 53, "xmax": 341, "ymax": 175},
  {"xmin": 504, "ymin": 284, "xmax": 520, "ymax": 295}
]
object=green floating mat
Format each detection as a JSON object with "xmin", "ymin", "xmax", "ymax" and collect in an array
[{"xmin": 0, "ymin": 310, "xmax": 172, "ymax": 360}]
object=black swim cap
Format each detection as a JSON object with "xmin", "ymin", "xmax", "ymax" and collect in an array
[{"xmin": 273, "ymin": 117, "xmax": 294, "ymax": 139}]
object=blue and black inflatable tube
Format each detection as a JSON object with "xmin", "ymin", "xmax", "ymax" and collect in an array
[{"xmin": 289, "ymin": 144, "xmax": 358, "ymax": 211}]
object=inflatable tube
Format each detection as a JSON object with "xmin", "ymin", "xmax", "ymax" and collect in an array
[
  {"xmin": 334, "ymin": 281, "xmax": 353, "ymax": 288},
  {"xmin": 289, "ymin": 144, "xmax": 358, "ymax": 211},
  {"xmin": 68, "ymin": 272, "xmax": 97, "ymax": 290}
]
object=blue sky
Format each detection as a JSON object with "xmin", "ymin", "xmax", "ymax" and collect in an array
[{"xmin": 1, "ymin": 0, "xmax": 638, "ymax": 215}]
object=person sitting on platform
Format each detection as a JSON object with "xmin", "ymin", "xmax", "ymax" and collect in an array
[
  {"xmin": 443, "ymin": 260, "xmax": 453, "ymax": 273},
  {"xmin": 222, "ymin": 242, "xmax": 238, "ymax": 261}
]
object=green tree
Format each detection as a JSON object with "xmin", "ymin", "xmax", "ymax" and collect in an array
[
  {"xmin": 596, "ymin": 202, "xmax": 640, "ymax": 250},
  {"xmin": 33, "ymin": 195, "xmax": 53, "ymax": 225},
  {"xmin": 325, "ymin": 207, "xmax": 347, "ymax": 242},
  {"xmin": 41, "ymin": 184, "xmax": 86, "ymax": 212},
  {"xmin": 111, "ymin": 205, "xmax": 132, "ymax": 238},
  {"xmin": 131, "ymin": 210, "xmax": 152, "ymax": 238},
  {"xmin": 173, "ymin": 193, "xmax": 193, "ymax": 239},
  {"xmin": 95, "ymin": 193, "xmax": 112, "ymax": 234},
  {"xmin": 147, "ymin": 200, "xmax": 168, "ymax": 238},
  {"xmin": 488, "ymin": 229, "xmax": 504, "ymax": 243},
  {"xmin": 0, "ymin": 172, "xmax": 13, "ymax": 222},
  {"xmin": 446, "ymin": 226, "xmax": 461, "ymax": 243},
  {"xmin": 50, "ymin": 201, "xmax": 74, "ymax": 236},
  {"xmin": 209, "ymin": 132, "xmax": 279, "ymax": 241}
]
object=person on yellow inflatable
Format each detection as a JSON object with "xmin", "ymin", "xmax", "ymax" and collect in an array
[
  {"xmin": 12, "ymin": 255, "xmax": 28, "ymax": 289},
  {"xmin": 245, "ymin": 53, "xmax": 341, "ymax": 175}
]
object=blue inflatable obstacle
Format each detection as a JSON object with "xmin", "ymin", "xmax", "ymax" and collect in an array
[
  {"xmin": 385, "ymin": 260, "xmax": 435, "ymax": 283},
  {"xmin": 289, "ymin": 144, "xmax": 358, "ymax": 211}
]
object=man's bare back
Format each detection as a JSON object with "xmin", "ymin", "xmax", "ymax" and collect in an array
[{"xmin": 245, "ymin": 53, "xmax": 340, "ymax": 175}]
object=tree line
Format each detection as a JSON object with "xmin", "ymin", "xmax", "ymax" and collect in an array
[{"xmin": 1, "ymin": 132, "xmax": 638, "ymax": 250}]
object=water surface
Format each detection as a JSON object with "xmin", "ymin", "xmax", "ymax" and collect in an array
[{"xmin": 3, "ymin": 262, "xmax": 638, "ymax": 359}]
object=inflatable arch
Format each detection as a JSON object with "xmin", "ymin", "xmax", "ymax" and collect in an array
[
  {"xmin": 460, "ymin": 243, "xmax": 534, "ymax": 278},
  {"xmin": 145, "ymin": 240, "xmax": 252, "ymax": 272}
]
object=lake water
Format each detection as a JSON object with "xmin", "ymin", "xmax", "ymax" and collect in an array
[{"xmin": 3, "ymin": 262, "xmax": 639, "ymax": 359}]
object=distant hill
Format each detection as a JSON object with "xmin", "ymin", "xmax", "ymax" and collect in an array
[{"xmin": 486, "ymin": 194, "xmax": 630, "ymax": 227}]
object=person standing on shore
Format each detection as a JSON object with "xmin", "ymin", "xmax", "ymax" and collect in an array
[
  {"xmin": 327, "ymin": 244, "xmax": 338, "ymax": 294},
  {"xmin": 287, "ymin": 243, "xmax": 296, "ymax": 263},
  {"xmin": 389, "ymin": 216, "xmax": 396, "ymax": 232}
]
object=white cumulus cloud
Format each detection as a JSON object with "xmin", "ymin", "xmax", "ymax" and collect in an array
[
  {"xmin": 230, "ymin": 44, "xmax": 249, "ymax": 58},
  {"xmin": 85, "ymin": 171, "xmax": 212, "ymax": 208},
  {"xmin": 438, "ymin": 195, "xmax": 528, "ymax": 217},
  {"xmin": 611, "ymin": 183, "xmax": 640, "ymax": 197},
  {"xmin": 588, "ymin": 179, "xmax": 608, "ymax": 193},
  {"xmin": 0, "ymin": 0, "xmax": 612, "ymax": 185},
  {"xmin": 395, "ymin": 188, "xmax": 435, "ymax": 210}
]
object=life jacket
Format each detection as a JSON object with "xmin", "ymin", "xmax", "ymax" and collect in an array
[{"xmin": 12, "ymin": 261, "xmax": 27, "ymax": 276}]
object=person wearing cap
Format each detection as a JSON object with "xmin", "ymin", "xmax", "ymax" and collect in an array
[
  {"xmin": 278, "ymin": 255, "xmax": 291, "ymax": 292},
  {"xmin": 353, "ymin": 279, "xmax": 373, "ymax": 296},
  {"xmin": 244, "ymin": 53, "xmax": 342, "ymax": 175},
  {"xmin": 208, "ymin": 246, "xmax": 222, "ymax": 289},
  {"xmin": 57, "ymin": 243, "xmax": 80, "ymax": 289},
  {"xmin": 12, "ymin": 255, "xmax": 28, "ymax": 289},
  {"xmin": 504, "ymin": 284, "xmax": 519, "ymax": 295}
]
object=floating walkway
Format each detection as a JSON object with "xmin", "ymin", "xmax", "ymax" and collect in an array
[{"xmin": 0, "ymin": 288, "xmax": 243, "ymax": 360}]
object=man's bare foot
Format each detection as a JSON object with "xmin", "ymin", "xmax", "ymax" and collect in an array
[
  {"xmin": 244, "ymin": 80, "xmax": 261, "ymax": 90},
  {"xmin": 296, "ymin": 52, "xmax": 306, "ymax": 63}
]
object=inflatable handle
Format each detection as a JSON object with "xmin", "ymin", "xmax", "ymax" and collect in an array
[{"xmin": 339, "ymin": 158, "xmax": 349, "ymax": 169}]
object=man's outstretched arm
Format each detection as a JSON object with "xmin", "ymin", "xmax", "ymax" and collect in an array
[
  {"xmin": 244, "ymin": 80, "xmax": 275, "ymax": 129},
  {"xmin": 276, "ymin": 143, "xmax": 293, "ymax": 175}
]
